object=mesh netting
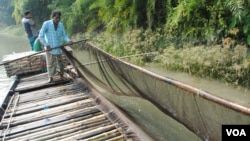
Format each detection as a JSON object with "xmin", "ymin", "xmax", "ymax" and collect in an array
[{"xmin": 62, "ymin": 42, "xmax": 250, "ymax": 141}]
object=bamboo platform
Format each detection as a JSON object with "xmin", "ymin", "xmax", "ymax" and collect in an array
[
  {"xmin": 0, "ymin": 72, "xmax": 149, "ymax": 141},
  {"xmin": 2, "ymin": 47, "xmax": 72, "ymax": 77}
]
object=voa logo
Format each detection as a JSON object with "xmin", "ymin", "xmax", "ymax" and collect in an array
[{"xmin": 226, "ymin": 129, "xmax": 246, "ymax": 136}]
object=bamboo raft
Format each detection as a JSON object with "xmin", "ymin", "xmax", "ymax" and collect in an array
[
  {"xmin": 0, "ymin": 72, "xmax": 151, "ymax": 141},
  {"xmin": 2, "ymin": 46, "xmax": 72, "ymax": 77}
]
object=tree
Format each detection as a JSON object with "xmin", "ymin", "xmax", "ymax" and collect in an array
[
  {"xmin": 48, "ymin": 0, "xmax": 96, "ymax": 35},
  {"xmin": 0, "ymin": 0, "xmax": 15, "ymax": 27},
  {"xmin": 12, "ymin": 0, "xmax": 52, "ymax": 28}
]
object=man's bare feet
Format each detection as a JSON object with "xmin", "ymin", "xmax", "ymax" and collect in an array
[
  {"xmin": 60, "ymin": 74, "xmax": 66, "ymax": 80},
  {"xmin": 48, "ymin": 77, "xmax": 53, "ymax": 83}
]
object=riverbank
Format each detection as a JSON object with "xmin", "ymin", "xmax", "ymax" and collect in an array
[
  {"xmin": 0, "ymin": 25, "xmax": 25, "ymax": 37},
  {"xmin": 77, "ymin": 30, "xmax": 250, "ymax": 89}
]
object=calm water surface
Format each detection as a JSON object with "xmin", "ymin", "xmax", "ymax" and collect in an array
[{"xmin": 0, "ymin": 33, "xmax": 29, "ymax": 105}]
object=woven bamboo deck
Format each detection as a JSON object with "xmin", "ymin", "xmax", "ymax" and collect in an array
[{"xmin": 0, "ymin": 72, "xmax": 149, "ymax": 141}]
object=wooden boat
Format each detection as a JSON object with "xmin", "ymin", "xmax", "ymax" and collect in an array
[
  {"xmin": 0, "ymin": 46, "xmax": 152, "ymax": 141},
  {"xmin": 1, "ymin": 41, "xmax": 250, "ymax": 141}
]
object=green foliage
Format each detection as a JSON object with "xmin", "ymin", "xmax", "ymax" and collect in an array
[
  {"xmin": 47, "ymin": 0, "xmax": 77, "ymax": 35},
  {"xmin": 12, "ymin": 0, "xmax": 51, "ymax": 28},
  {"xmin": 0, "ymin": 0, "xmax": 15, "ymax": 26},
  {"xmin": 1, "ymin": 0, "xmax": 250, "ymax": 45},
  {"xmin": 5, "ymin": 0, "xmax": 250, "ymax": 87},
  {"xmin": 79, "ymin": 28, "xmax": 250, "ymax": 88},
  {"xmin": 152, "ymin": 44, "xmax": 250, "ymax": 87},
  {"xmin": 222, "ymin": 0, "xmax": 250, "ymax": 44}
]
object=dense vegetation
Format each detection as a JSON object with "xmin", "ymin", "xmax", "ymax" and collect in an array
[{"xmin": 1, "ymin": 0, "xmax": 250, "ymax": 88}]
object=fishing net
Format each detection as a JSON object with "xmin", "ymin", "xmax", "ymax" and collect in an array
[{"xmin": 62, "ymin": 42, "xmax": 250, "ymax": 141}]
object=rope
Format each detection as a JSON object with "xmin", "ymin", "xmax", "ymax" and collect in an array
[
  {"xmin": 0, "ymin": 94, "xmax": 16, "ymax": 126},
  {"xmin": 82, "ymin": 52, "xmax": 159, "ymax": 66},
  {"xmin": 193, "ymin": 91, "xmax": 210, "ymax": 140},
  {"xmin": 196, "ymin": 89, "xmax": 202, "ymax": 96},
  {"xmin": 2, "ymin": 93, "xmax": 20, "ymax": 141}
]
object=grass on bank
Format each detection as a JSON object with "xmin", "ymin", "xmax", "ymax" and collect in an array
[{"xmin": 74, "ymin": 29, "xmax": 250, "ymax": 89}]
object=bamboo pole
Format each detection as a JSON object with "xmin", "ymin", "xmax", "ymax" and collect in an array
[
  {"xmin": 80, "ymin": 128, "xmax": 121, "ymax": 141},
  {"xmin": 13, "ymin": 93, "xmax": 87, "ymax": 111},
  {"xmin": 59, "ymin": 124, "xmax": 117, "ymax": 141},
  {"xmin": 4, "ymin": 112, "xmax": 103, "ymax": 140},
  {"xmin": 4, "ymin": 88, "xmax": 83, "ymax": 110},
  {"xmin": 33, "ymin": 120, "xmax": 111, "ymax": 141},
  {"xmin": 1, "ymin": 99, "xmax": 94, "ymax": 125},
  {"xmin": 105, "ymin": 135, "xmax": 125, "ymax": 141},
  {"xmin": 2, "ymin": 94, "xmax": 20, "ymax": 141},
  {"xmin": 2, "ymin": 103, "xmax": 96, "ymax": 127},
  {"xmin": 16, "ymin": 85, "xmax": 81, "ymax": 103},
  {"xmin": 0, "ymin": 93, "xmax": 16, "ymax": 126},
  {"xmin": 11, "ymin": 114, "xmax": 106, "ymax": 141},
  {"xmin": 4, "ymin": 109, "xmax": 103, "ymax": 140},
  {"xmin": 4, "ymin": 94, "xmax": 89, "ymax": 117},
  {"xmin": 4, "ymin": 61, "xmax": 40, "ymax": 70},
  {"xmin": 16, "ymin": 90, "xmax": 85, "ymax": 105},
  {"xmin": 2, "ymin": 103, "xmax": 95, "ymax": 128},
  {"xmin": 0, "ymin": 39, "xmax": 88, "ymax": 66}
]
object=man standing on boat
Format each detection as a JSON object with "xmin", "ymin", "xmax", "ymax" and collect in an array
[
  {"xmin": 21, "ymin": 10, "xmax": 38, "ymax": 50},
  {"xmin": 39, "ymin": 10, "xmax": 73, "ymax": 83}
]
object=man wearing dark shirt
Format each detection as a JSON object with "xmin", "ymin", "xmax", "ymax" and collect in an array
[{"xmin": 21, "ymin": 10, "xmax": 38, "ymax": 50}]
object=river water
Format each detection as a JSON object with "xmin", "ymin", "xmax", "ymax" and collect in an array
[{"xmin": 0, "ymin": 33, "xmax": 29, "ymax": 105}]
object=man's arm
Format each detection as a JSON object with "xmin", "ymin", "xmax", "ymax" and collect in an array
[
  {"xmin": 27, "ymin": 19, "xmax": 35, "ymax": 26},
  {"xmin": 38, "ymin": 22, "xmax": 49, "ymax": 47}
]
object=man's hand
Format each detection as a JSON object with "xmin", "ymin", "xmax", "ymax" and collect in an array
[
  {"xmin": 68, "ymin": 41, "xmax": 73, "ymax": 45},
  {"xmin": 45, "ymin": 46, "xmax": 51, "ymax": 50}
]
